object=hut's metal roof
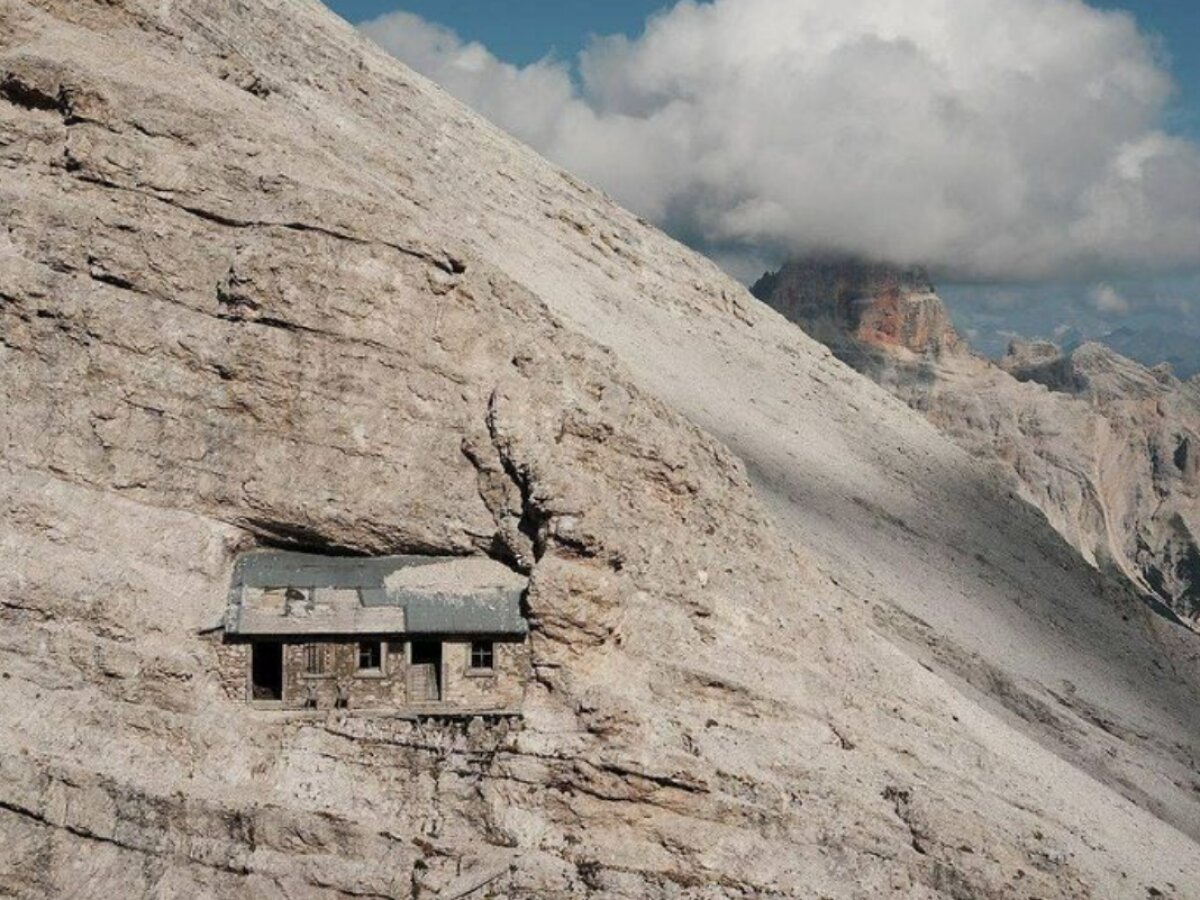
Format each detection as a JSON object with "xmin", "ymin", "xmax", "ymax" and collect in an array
[
  {"xmin": 403, "ymin": 591, "xmax": 529, "ymax": 635},
  {"xmin": 225, "ymin": 551, "xmax": 527, "ymax": 637}
]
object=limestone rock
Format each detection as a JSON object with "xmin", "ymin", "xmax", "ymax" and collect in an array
[
  {"xmin": 751, "ymin": 255, "xmax": 962, "ymax": 358},
  {"xmin": 2, "ymin": 3, "xmax": 1200, "ymax": 899}
]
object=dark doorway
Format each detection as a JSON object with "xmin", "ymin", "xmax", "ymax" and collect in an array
[
  {"xmin": 408, "ymin": 639, "xmax": 442, "ymax": 702},
  {"xmin": 251, "ymin": 642, "xmax": 283, "ymax": 701}
]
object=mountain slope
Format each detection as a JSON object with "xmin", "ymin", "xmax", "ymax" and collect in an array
[
  {"xmin": 752, "ymin": 257, "xmax": 1200, "ymax": 630},
  {"xmin": 1, "ymin": 2, "xmax": 1199, "ymax": 898}
]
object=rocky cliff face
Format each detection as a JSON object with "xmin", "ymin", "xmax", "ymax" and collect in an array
[
  {"xmin": 751, "ymin": 256, "xmax": 961, "ymax": 357},
  {"xmin": 755, "ymin": 258, "xmax": 1200, "ymax": 629},
  {"xmin": 3, "ymin": 3, "xmax": 1200, "ymax": 899},
  {"xmin": 1002, "ymin": 341, "xmax": 1200, "ymax": 622}
]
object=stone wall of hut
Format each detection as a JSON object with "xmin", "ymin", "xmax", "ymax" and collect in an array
[
  {"xmin": 219, "ymin": 634, "xmax": 528, "ymax": 711},
  {"xmin": 441, "ymin": 638, "xmax": 527, "ymax": 710},
  {"xmin": 281, "ymin": 638, "xmax": 408, "ymax": 709},
  {"xmin": 214, "ymin": 639, "xmax": 248, "ymax": 700}
]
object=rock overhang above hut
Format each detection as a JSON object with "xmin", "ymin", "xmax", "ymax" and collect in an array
[{"xmin": 224, "ymin": 551, "xmax": 528, "ymax": 638}]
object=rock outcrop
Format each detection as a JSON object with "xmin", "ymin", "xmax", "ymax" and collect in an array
[
  {"xmin": 755, "ymin": 257, "xmax": 1200, "ymax": 629},
  {"xmin": 751, "ymin": 255, "xmax": 962, "ymax": 357},
  {"xmin": 3, "ymin": 3, "xmax": 1200, "ymax": 899}
]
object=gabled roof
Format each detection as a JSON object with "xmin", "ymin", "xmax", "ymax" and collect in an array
[{"xmin": 225, "ymin": 551, "xmax": 528, "ymax": 637}]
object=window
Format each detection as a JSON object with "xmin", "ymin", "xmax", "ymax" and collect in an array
[
  {"xmin": 304, "ymin": 643, "xmax": 325, "ymax": 676},
  {"xmin": 470, "ymin": 640, "xmax": 494, "ymax": 671},
  {"xmin": 358, "ymin": 640, "xmax": 383, "ymax": 672}
]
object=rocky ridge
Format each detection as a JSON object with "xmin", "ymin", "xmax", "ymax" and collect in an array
[
  {"xmin": 1091, "ymin": 325, "xmax": 1200, "ymax": 381},
  {"xmin": 1, "ymin": 2, "xmax": 1199, "ymax": 898}
]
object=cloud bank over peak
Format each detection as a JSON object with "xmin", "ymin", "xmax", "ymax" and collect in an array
[{"xmin": 361, "ymin": 0, "xmax": 1200, "ymax": 281}]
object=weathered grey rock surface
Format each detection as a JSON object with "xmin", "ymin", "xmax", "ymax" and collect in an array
[
  {"xmin": 754, "ymin": 257, "xmax": 1200, "ymax": 631},
  {"xmin": 2, "ymin": 2, "xmax": 1200, "ymax": 898}
]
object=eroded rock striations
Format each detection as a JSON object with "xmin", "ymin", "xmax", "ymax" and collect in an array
[
  {"xmin": 2, "ymin": 2, "xmax": 1200, "ymax": 898},
  {"xmin": 754, "ymin": 257, "xmax": 1200, "ymax": 629}
]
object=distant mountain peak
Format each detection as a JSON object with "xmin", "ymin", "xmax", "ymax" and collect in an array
[
  {"xmin": 751, "ymin": 254, "xmax": 961, "ymax": 357},
  {"xmin": 1094, "ymin": 325, "xmax": 1200, "ymax": 380}
]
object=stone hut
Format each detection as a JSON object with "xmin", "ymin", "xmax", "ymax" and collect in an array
[{"xmin": 217, "ymin": 550, "xmax": 529, "ymax": 713}]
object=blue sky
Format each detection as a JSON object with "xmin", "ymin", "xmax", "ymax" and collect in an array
[
  {"xmin": 329, "ymin": 1, "xmax": 669, "ymax": 66},
  {"xmin": 1101, "ymin": 1, "xmax": 1200, "ymax": 139},
  {"xmin": 329, "ymin": 0, "xmax": 1200, "ymax": 138}
]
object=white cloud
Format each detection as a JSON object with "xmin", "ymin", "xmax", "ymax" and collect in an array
[
  {"xmin": 361, "ymin": 0, "xmax": 1200, "ymax": 280},
  {"xmin": 1090, "ymin": 283, "xmax": 1131, "ymax": 314}
]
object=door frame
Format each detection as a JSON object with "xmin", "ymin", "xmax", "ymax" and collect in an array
[
  {"xmin": 407, "ymin": 638, "xmax": 443, "ymax": 702},
  {"xmin": 248, "ymin": 640, "xmax": 285, "ymax": 706}
]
